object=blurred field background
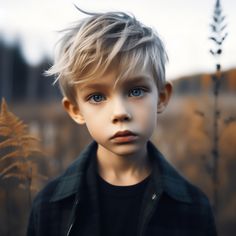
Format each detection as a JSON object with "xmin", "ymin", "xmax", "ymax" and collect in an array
[{"xmin": 0, "ymin": 0, "xmax": 236, "ymax": 235}]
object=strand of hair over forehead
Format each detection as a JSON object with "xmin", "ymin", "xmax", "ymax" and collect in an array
[
  {"xmin": 47, "ymin": 6, "xmax": 168, "ymax": 91},
  {"xmin": 48, "ymin": 11, "xmax": 140, "ymax": 82}
]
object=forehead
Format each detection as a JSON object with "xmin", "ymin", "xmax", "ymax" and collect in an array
[{"xmin": 79, "ymin": 64, "xmax": 155, "ymax": 90}]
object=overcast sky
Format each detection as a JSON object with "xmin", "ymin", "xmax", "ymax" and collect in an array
[{"xmin": 0, "ymin": 0, "xmax": 235, "ymax": 80}]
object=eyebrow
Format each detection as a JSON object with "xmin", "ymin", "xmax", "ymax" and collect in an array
[
  {"xmin": 80, "ymin": 75, "xmax": 152, "ymax": 91},
  {"xmin": 80, "ymin": 83, "xmax": 110, "ymax": 91},
  {"xmin": 122, "ymin": 76, "xmax": 152, "ymax": 85}
]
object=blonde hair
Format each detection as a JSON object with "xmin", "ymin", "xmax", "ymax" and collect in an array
[{"xmin": 47, "ymin": 9, "xmax": 168, "ymax": 105}]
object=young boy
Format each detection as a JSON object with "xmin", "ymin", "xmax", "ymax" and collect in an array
[{"xmin": 27, "ymin": 9, "xmax": 217, "ymax": 236}]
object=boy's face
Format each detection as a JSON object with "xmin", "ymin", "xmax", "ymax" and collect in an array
[{"xmin": 63, "ymin": 65, "xmax": 172, "ymax": 157}]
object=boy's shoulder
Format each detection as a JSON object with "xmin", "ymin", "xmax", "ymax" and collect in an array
[
  {"xmin": 147, "ymin": 142, "xmax": 211, "ymax": 206},
  {"xmin": 33, "ymin": 142, "xmax": 97, "ymax": 207},
  {"xmin": 147, "ymin": 142, "xmax": 217, "ymax": 235}
]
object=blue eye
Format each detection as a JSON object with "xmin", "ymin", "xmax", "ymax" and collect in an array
[
  {"xmin": 89, "ymin": 94, "xmax": 105, "ymax": 103},
  {"xmin": 129, "ymin": 88, "xmax": 144, "ymax": 97}
]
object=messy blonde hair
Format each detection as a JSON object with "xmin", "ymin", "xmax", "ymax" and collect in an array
[{"xmin": 47, "ymin": 8, "xmax": 168, "ymax": 105}]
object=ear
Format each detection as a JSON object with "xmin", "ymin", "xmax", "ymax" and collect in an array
[
  {"xmin": 62, "ymin": 97, "xmax": 85, "ymax": 124},
  {"xmin": 157, "ymin": 81, "xmax": 173, "ymax": 114}
]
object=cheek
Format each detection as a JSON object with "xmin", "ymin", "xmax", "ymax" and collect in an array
[
  {"xmin": 85, "ymin": 119, "xmax": 104, "ymax": 142},
  {"xmin": 81, "ymin": 105, "xmax": 104, "ymax": 123},
  {"xmin": 137, "ymin": 96, "xmax": 158, "ymax": 116},
  {"xmin": 135, "ymin": 99, "xmax": 157, "ymax": 125},
  {"xmin": 82, "ymin": 108, "xmax": 108, "ymax": 138}
]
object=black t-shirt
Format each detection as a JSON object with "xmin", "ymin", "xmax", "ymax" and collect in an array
[{"xmin": 97, "ymin": 174, "xmax": 150, "ymax": 236}]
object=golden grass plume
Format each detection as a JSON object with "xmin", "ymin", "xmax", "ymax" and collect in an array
[{"xmin": 0, "ymin": 98, "xmax": 46, "ymax": 191}]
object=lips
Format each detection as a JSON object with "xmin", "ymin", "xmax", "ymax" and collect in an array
[
  {"xmin": 111, "ymin": 130, "xmax": 136, "ymax": 138},
  {"xmin": 110, "ymin": 130, "xmax": 138, "ymax": 143}
]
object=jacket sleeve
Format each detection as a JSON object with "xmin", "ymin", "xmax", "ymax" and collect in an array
[
  {"xmin": 27, "ymin": 201, "xmax": 38, "ymax": 236},
  {"xmin": 206, "ymin": 204, "xmax": 218, "ymax": 236}
]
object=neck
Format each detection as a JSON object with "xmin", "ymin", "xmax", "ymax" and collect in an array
[{"xmin": 96, "ymin": 144, "xmax": 151, "ymax": 186}]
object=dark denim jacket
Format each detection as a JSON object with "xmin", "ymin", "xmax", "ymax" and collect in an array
[{"xmin": 27, "ymin": 142, "xmax": 217, "ymax": 236}]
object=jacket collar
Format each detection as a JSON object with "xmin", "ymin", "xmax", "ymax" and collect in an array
[{"xmin": 50, "ymin": 141, "xmax": 194, "ymax": 203}]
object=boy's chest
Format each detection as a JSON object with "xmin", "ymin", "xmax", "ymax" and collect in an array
[
  {"xmin": 69, "ymin": 196, "xmax": 207, "ymax": 236},
  {"xmin": 142, "ymin": 197, "xmax": 209, "ymax": 236}
]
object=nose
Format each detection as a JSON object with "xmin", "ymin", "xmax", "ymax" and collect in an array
[{"xmin": 111, "ymin": 96, "xmax": 132, "ymax": 123}]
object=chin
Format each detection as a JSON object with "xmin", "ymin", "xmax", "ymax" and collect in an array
[{"xmin": 109, "ymin": 142, "xmax": 145, "ymax": 157}]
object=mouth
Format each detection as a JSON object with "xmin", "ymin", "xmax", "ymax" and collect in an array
[{"xmin": 110, "ymin": 130, "xmax": 138, "ymax": 143}]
